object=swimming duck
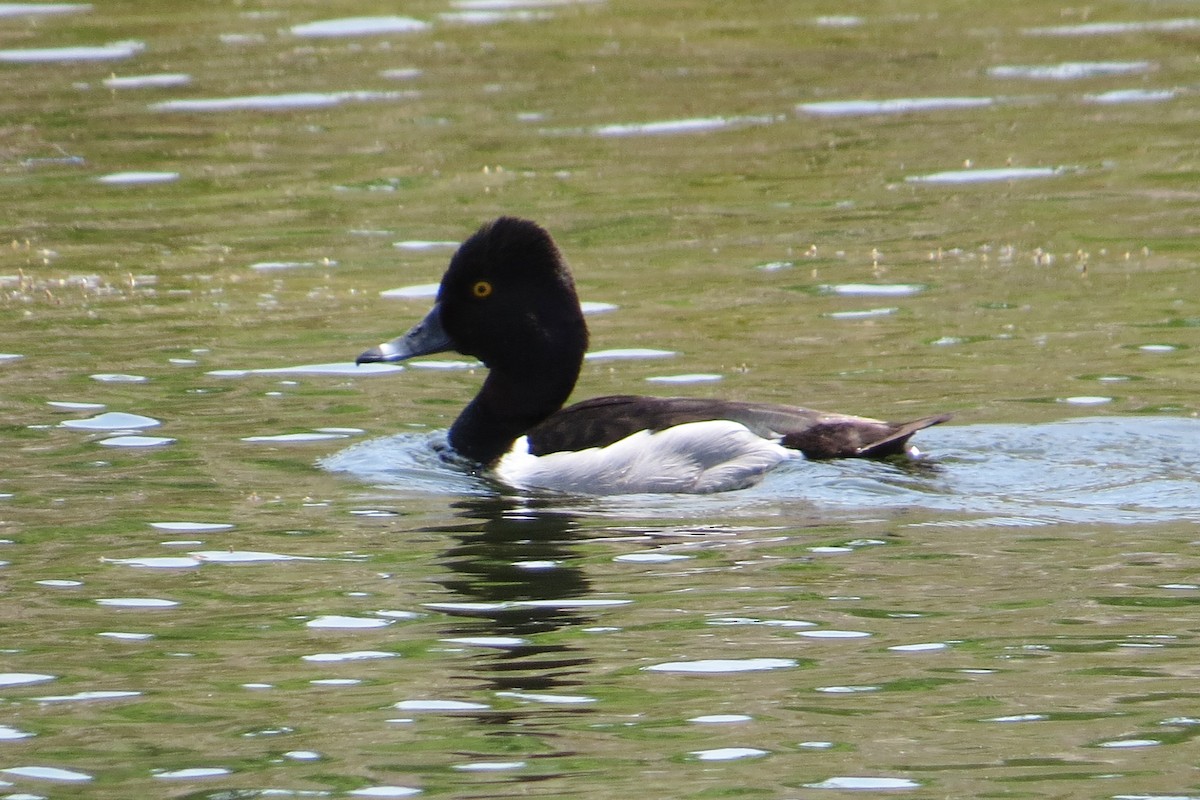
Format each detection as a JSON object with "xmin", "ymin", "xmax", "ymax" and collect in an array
[{"xmin": 357, "ymin": 217, "xmax": 948, "ymax": 494}]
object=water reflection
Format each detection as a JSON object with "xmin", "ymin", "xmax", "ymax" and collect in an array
[{"xmin": 429, "ymin": 496, "xmax": 596, "ymax": 694}]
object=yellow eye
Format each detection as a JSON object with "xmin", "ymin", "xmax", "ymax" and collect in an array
[{"xmin": 472, "ymin": 280, "xmax": 493, "ymax": 298}]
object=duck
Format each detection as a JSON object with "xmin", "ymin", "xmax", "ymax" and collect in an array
[{"xmin": 357, "ymin": 217, "xmax": 949, "ymax": 495}]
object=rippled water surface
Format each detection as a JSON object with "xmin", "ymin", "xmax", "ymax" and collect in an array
[{"xmin": 3, "ymin": 2, "xmax": 1199, "ymax": 798}]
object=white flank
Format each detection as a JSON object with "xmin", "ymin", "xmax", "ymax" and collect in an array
[{"xmin": 495, "ymin": 420, "xmax": 789, "ymax": 495}]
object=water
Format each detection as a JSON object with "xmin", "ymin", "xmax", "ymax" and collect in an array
[{"xmin": 3, "ymin": 2, "xmax": 1200, "ymax": 798}]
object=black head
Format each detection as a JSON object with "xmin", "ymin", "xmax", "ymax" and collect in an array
[{"xmin": 358, "ymin": 217, "xmax": 589, "ymax": 374}]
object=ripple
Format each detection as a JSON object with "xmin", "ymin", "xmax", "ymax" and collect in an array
[
  {"xmin": 242, "ymin": 432, "xmax": 351, "ymax": 443},
  {"xmin": 441, "ymin": 636, "xmax": 529, "ymax": 648},
  {"xmin": 46, "ymin": 401, "xmax": 105, "ymax": 411},
  {"xmin": 151, "ymin": 90, "xmax": 417, "ymax": 113},
  {"xmin": 393, "ymin": 699, "xmax": 489, "ymax": 711},
  {"xmin": 105, "ymin": 556, "xmax": 200, "ymax": 568},
  {"xmin": 150, "ymin": 521, "xmax": 233, "ymax": 533},
  {"xmin": 290, "ymin": 16, "xmax": 429, "ymax": 37},
  {"xmin": 613, "ymin": 552, "xmax": 692, "ymax": 563},
  {"xmin": 0, "ymin": 672, "xmax": 55, "ymax": 687},
  {"xmin": 798, "ymin": 97, "xmax": 992, "ymax": 116},
  {"xmin": 393, "ymin": 240, "xmax": 458, "ymax": 251},
  {"xmin": 592, "ymin": 115, "xmax": 776, "ymax": 137},
  {"xmin": 819, "ymin": 283, "xmax": 923, "ymax": 297},
  {"xmin": 888, "ymin": 642, "xmax": 949, "ymax": 652},
  {"xmin": 805, "ymin": 776, "xmax": 920, "ymax": 790},
  {"xmin": 0, "ymin": 41, "xmax": 143, "ymax": 62},
  {"xmin": 798, "ymin": 630, "xmax": 872, "ymax": 639},
  {"xmin": 90, "ymin": 373, "xmax": 147, "ymax": 383},
  {"xmin": 906, "ymin": 167, "xmax": 1064, "ymax": 184},
  {"xmin": 1085, "ymin": 89, "xmax": 1177, "ymax": 104},
  {"xmin": 191, "ymin": 550, "xmax": 312, "ymax": 563},
  {"xmin": 98, "ymin": 435, "xmax": 175, "ymax": 447},
  {"xmin": 302, "ymin": 650, "xmax": 397, "ymax": 662},
  {"xmin": 213, "ymin": 361, "xmax": 402, "ymax": 377},
  {"xmin": 826, "ymin": 307, "xmax": 899, "ymax": 319},
  {"xmin": 102, "ymin": 72, "xmax": 191, "ymax": 89},
  {"xmin": 306, "ymin": 615, "xmax": 392, "ymax": 629},
  {"xmin": 692, "ymin": 747, "xmax": 768, "ymax": 761},
  {"xmin": 1024, "ymin": 18, "xmax": 1200, "ymax": 36},
  {"xmin": 59, "ymin": 412, "xmax": 160, "ymax": 431},
  {"xmin": 96, "ymin": 171, "xmax": 179, "ymax": 185},
  {"xmin": 496, "ymin": 690, "xmax": 596, "ymax": 704},
  {"xmin": 97, "ymin": 632, "xmax": 154, "ymax": 641},
  {"xmin": 33, "ymin": 690, "xmax": 141, "ymax": 702},
  {"xmin": 988, "ymin": 61, "xmax": 1153, "ymax": 80},
  {"xmin": 1058, "ymin": 395, "xmax": 1113, "ymax": 406},
  {"xmin": 153, "ymin": 767, "xmax": 231, "ymax": 779},
  {"xmin": 645, "ymin": 658, "xmax": 796, "ymax": 674},
  {"xmin": 96, "ymin": 597, "xmax": 178, "ymax": 608},
  {"xmin": 0, "ymin": 3, "xmax": 91, "ymax": 17},
  {"xmin": 585, "ymin": 347, "xmax": 676, "ymax": 361},
  {"xmin": 0, "ymin": 766, "xmax": 93, "ymax": 782},
  {"xmin": 453, "ymin": 761, "xmax": 525, "ymax": 771},
  {"xmin": 380, "ymin": 283, "xmax": 440, "ymax": 299},
  {"xmin": 985, "ymin": 713, "xmax": 1048, "ymax": 722},
  {"xmin": 1098, "ymin": 738, "xmax": 1161, "ymax": 748},
  {"xmin": 0, "ymin": 724, "xmax": 34, "ymax": 740},
  {"xmin": 645, "ymin": 373, "xmax": 722, "ymax": 384}
]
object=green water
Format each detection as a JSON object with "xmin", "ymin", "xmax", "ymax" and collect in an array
[{"xmin": 2, "ymin": 2, "xmax": 1199, "ymax": 798}]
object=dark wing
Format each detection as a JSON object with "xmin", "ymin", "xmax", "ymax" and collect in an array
[{"xmin": 525, "ymin": 395, "xmax": 949, "ymax": 459}]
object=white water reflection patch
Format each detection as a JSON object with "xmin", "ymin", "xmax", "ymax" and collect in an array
[
  {"xmin": 0, "ymin": 673, "xmax": 55, "ymax": 687},
  {"xmin": 1025, "ymin": 18, "xmax": 1200, "ymax": 36},
  {"xmin": 645, "ymin": 658, "xmax": 796, "ymax": 673},
  {"xmin": 798, "ymin": 97, "xmax": 992, "ymax": 116},
  {"xmin": 689, "ymin": 714, "xmax": 752, "ymax": 723},
  {"xmin": 241, "ymin": 432, "xmax": 349, "ymax": 443},
  {"xmin": 212, "ymin": 361, "xmax": 402, "ymax": 377},
  {"xmin": 0, "ymin": 724, "xmax": 34, "ymax": 740},
  {"xmin": 103, "ymin": 72, "xmax": 191, "ymax": 89},
  {"xmin": 0, "ymin": 41, "xmax": 144, "ymax": 62},
  {"xmin": 393, "ymin": 240, "xmax": 458, "ymax": 251},
  {"xmin": 96, "ymin": 171, "xmax": 179, "ymax": 185},
  {"xmin": 96, "ymin": 597, "xmax": 178, "ymax": 608},
  {"xmin": 906, "ymin": 167, "xmax": 1064, "ymax": 184},
  {"xmin": 645, "ymin": 373, "xmax": 722, "ymax": 384},
  {"xmin": 592, "ymin": 115, "xmax": 777, "ymax": 137},
  {"xmin": 291, "ymin": 16, "xmax": 429, "ymax": 37},
  {"xmin": 380, "ymin": 283, "xmax": 440, "ymax": 299},
  {"xmin": 151, "ymin": 90, "xmax": 416, "ymax": 113},
  {"xmin": 59, "ymin": 411, "xmax": 160, "ymax": 431},
  {"xmin": 347, "ymin": 787, "xmax": 422, "ymax": 798},
  {"xmin": 496, "ymin": 690, "xmax": 596, "ymax": 704},
  {"xmin": 153, "ymin": 767, "xmax": 231, "ymax": 779},
  {"xmin": 1085, "ymin": 89, "xmax": 1176, "ymax": 104},
  {"xmin": 302, "ymin": 650, "xmax": 396, "ymax": 662},
  {"xmin": 0, "ymin": 765, "xmax": 93, "ymax": 782},
  {"xmin": 91, "ymin": 373, "xmax": 147, "ymax": 383},
  {"xmin": 819, "ymin": 283, "xmax": 923, "ymax": 297},
  {"xmin": 150, "ymin": 521, "xmax": 233, "ymax": 533},
  {"xmin": 33, "ymin": 690, "xmax": 141, "ymax": 702},
  {"xmin": 105, "ymin": 556, "xmax": 200, "ymax": 568},
  {"xmin": 47, "ymin": 401, "xmax": 105, "ymax": 411},
  {"xmin": 805, "ymin": 776, "xmax": 920, "ymax": 790},
  {"xmin": 988, "ymin": 61, "xmax": 1152, "ymax": 80},
  {"xmin": 394, "ymin": 699, "xmax": 489, "ymax": 711},
  {"xmin": 98, "ymin": 435, "xmax": 175, "ymax": 447},
  {"xmin": 692, "ymin": 747, "xmax": 767, "ymax": 761},
  {"xmin": 585, "ymin": 348, "xmax": 676, "ymax": 361},
  {"xmin": 306, "ymin": 615, "xmax": 392, "ymax": 629},
  {"xmin": 0, "ymin": 3, "xmax": 91, "ymax": 17}
]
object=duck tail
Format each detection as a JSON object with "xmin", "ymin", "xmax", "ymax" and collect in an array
[{"xmin": 780, "ymin": 413, "xmax": 951, "ymax": 460}]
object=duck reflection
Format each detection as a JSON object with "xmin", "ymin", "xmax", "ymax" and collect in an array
[{"xmin": 430, "ymin": 495, "xmax": 596, "ymax": 694}]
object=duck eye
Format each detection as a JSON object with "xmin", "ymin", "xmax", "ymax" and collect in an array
[{"xmin": 471, "ymin": 280, "xmax": 493, "ymax": 298}]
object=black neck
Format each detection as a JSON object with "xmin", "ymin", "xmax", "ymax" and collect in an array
[{"xmin": 448, "ymin": 363, "xmax": 580, "ymax": 464}]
